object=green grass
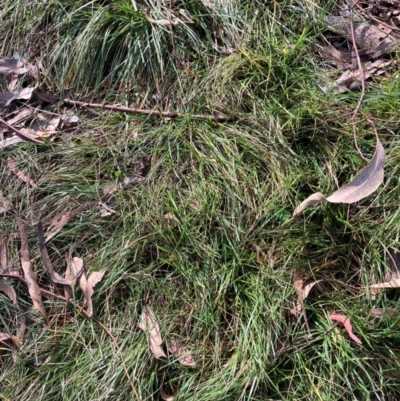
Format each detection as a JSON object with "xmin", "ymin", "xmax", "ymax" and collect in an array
[{"xmin": 1, "ymin": 0, "xmax": 400, "ymax": 400}]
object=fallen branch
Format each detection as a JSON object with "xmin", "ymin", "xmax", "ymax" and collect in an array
[
  {"xmin": 0, "ymin": 273, "xmax": 140, "ymax": 400},
  {"xmin": 63, "ymin": 98, "xmax": 238, "ymax": 123}
]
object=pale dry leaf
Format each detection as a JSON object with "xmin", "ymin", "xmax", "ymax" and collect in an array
[
  {"xmin": 37, "ymin": 222, "xmax": 71, "ymax": 285},
  {"xmin": 64, "ymin": 257, "xmax": 84, "ymax": 301},
  {"xmin": 291, "ymin": 280, "xmax": 323, "ymax": 316},
  {"xmin": 160, "ymin": 385, "xmax": 178, "ymax": 401},
  {"xmin": 0, "ymin": 135, "xmax": 26, "ymax": 148},
  {"xmin": 87, "ymin": 271, "xmax": 105, "ymax": 298},
  {"xmin": 371, "ymin": 308, "xmax": 400, "ymax": 319},
  {"xmin": 0, "ymin": 87, "xmax": 35, "ymax": 109},
  {"xmin": 8, "ymin": 75, "xmax": 19, "ymax": 92},
  {"xmin": 0, "ymin": 332, "xmax": 12, "ymax": 342},
  {"xmin": 16, "ymin": 217, "xmax": 47, "ymax": 319},
  {"xmin": 78, "ymin": 269, "xmax": 104, "ymax": 317},
  {"xmin": 0, "ymin": 108, "xmax": 35, "ymax": 133},
  {"xmin": 138, "ymin": 305, "xmax": 167, "ymax": 359},
  {"xmin": 0, "ymin": 282, "xmax": 17, "ymax": 304},
  {"xmin": 371, "ymin": 250, "xmax": 400, "ymax": 300},
  {"xmin": 19, "ymin": 114, "xmax": 60, "ymax": 138},
  {"xmin": 293, "ymin": 135, "xmax": 385, "ymax": 216},
  {"xmin": 324, "ymin": 15, "xmax": 399, "ymax": 58},
  {"xmin": 168, "ymin": 339, "xmax": 196, "ymax": 367},
  {"xmin": 330, "ymin": 60, "xmax": 393, "ymax": 94},
  {"xmin": 0, "ymin": 58, "xmax": 28, "ymax": 75},
  {"xmin": 7, "ymin": 157, "xmax": 37, "ymax": 188}
]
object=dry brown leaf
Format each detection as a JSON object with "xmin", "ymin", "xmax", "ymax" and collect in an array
[
  {"xmin": 0, "ymin": 87, "xmax": 35, "ymax": 109},
  {"xmin": 324, "ymin": 15, "xmax": 399, "ymax": 58},
  {"xmin": 0, "ymin": 282, "xmax": 17, "ymax": 305},
  {"xmin": 168, "ymin": 339, "xmax": 196, "ymax": 367},
  {"xmin": 0, "ymin": 108, "xmax": 35, "ymax": 134},
  {"xmin": 64, "ymin": 257, "xmax": 84, "ymax": 301},
  {"xmin": 293, "ymin": 135, "xmax": 384, "ymax": 216},
  {"xmin": 0, "ymin": 332, "xmax": 12, "ymax": 342},
  {"xmin": 160, "ymin": 385, "xmax": 178, "ymax": 401},
  {"xmin": 330, "ymin": 60, "xmax": 393, "ymax": 94},
  {"xmin": 291, "ymin": 280, "xmax": 323, "ymax": 316},
  {"xmin": 0, "ymin": 135, "xmax": 26, "ymax": 148},
  {"xmin": 37, "ymin": 222, "xmax": 71, "ymax": 285},
  {"xmin": 78, "ymin": 269, "xmax": 104, "ymax": 317},
  {"xmin": 7, "ymin": 157, "xmax": 37, "ymax": 188},
  {"xmin": 16, "ymin": 217, "xmax": 47, "ymax": 319},
  {"xmin": 19, "ymin": 114, "xmax": 60, "ymax": 138},
  {"xmin": 0, "ymin": 58, "xmax": 28, "ymax": 75},
  {"xmin": 371, "ymin": 308, "xmax": 400, "ymax": 319},
  {"xmin": 371, "ymin": 250, "xmax": 400, "ymax": 299},
  {"xmin": 138, "ymin": 305, "xmax": 167, "ymax": 359}
]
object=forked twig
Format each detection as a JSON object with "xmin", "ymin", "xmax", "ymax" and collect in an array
[{"xmin": 0, "ymin": 273, "xmax": 140, "ymax": 400}]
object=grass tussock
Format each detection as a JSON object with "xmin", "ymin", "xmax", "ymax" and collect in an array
[{"xmin": 1, "ymin": 0, "xmax": 400, "ymax": 400}]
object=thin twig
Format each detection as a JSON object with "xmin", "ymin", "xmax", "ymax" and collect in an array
[
  {"xmin": 0, "ymin": 273, "xmax": 140, "ymax": 400},
  {"xmin": 0, "ymin": 117, "xmax": 44, "ymax": 144},
  {"xmin": 349, "ymin": 2, "xmax": 367, "ymax": 160},
  {"xmin": 63, "ymin": 98, "xmax": 238, "ymax": 123}
]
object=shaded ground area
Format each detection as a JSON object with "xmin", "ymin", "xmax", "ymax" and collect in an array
[{"xmin": 1, "ymin": 1, "xmax": 400, "ymax": 400}]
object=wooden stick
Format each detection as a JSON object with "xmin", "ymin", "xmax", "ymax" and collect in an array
[
  {"xmin": 0, "ymin": 117, "xmax": 43, "ymax": 144},
  {"xmin": 63, "ymin": 98, "xmax": 238, "ymax": 123}
]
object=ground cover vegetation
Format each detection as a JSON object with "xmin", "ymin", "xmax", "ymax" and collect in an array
[{"xmin": 1, "ymin": 0, "xmax": 400, "ymax": 400}]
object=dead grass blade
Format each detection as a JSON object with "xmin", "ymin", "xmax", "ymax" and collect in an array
[
  {"xmin": 294, "ymin": 134, "xmax": 385, "ymax": 216},
  {"xmin": 16, "ymin": 217, "xmax": 47, "ymax": 319},
  {"xmin": 7, "ymin": 157, "xmax": 37, "ymax": 188},
  {"xmin": 37, "ymin": 222, "xmax": 71, "ymax": 285},
  {"xmin": 138, "ymin": 305, "xmax": 167, "ymax": 359}
]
